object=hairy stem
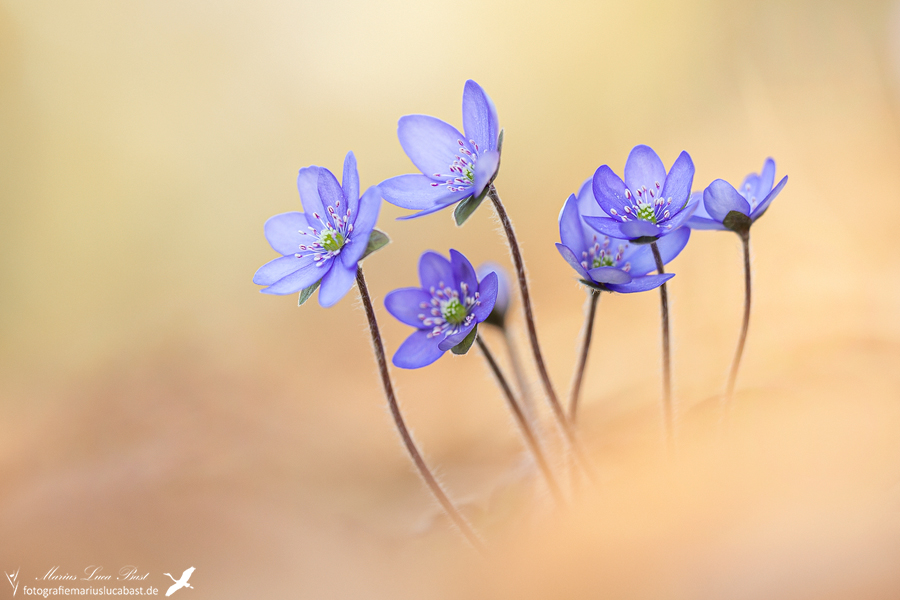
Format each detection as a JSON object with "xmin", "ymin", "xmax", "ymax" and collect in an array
[
  {"xmin": 356, "ymin": 267, "xmax": 484, "ymax": 551},
  {"xmin": 724, "ymin": 231, "xmax": 752, "ymax": 401},
  {"xmin": 487, "ymin": 185, "xmax": 593, "ymax": 477},
  {"xmin": 501, "ymin": 327, "xmax": 537, "ymax": 427},
  {"xmin": 569, "ymin": 291, "xmax": 600, "ymax": 422},
  {"xmin": 650, "ymin": 242, "xmax": 674, "ymax": 451},
  {"xmin": 476, "ymin": 335, "xmax": 564, "ymax": 505}
]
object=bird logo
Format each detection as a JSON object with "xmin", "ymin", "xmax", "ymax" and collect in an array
[{"xmin": 162, "ymin": 567, "xmax": 195, "ymax": 596}]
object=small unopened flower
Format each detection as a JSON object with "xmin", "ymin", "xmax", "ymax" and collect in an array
[
  {"xmin": 476, "ymin": 262, "xmax": 512, "ymax": 327},
  {"xmin": 687, "ymin": 158, "xmax": 788, "ymax": 233},
  {"xmin": 380, "ymin": 80, "xmax": 501, "ymax": 219},
  {"xmin": 385, "ymin": 250, "xmax": 499, "ymax": 369},
  {"xmin": 584, "ymin": 145, "xmax": 698, "ymax": 243},
  {"xmin": 557, "ymin": 178, "xmax": 690, "ymax": 293},
  {"xmin": 253, "ymin": 152, "xmax": 381, "ymax": 306}
]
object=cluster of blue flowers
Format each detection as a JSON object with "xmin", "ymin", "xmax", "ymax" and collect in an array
[{"xmin": 253, "ymin": 79, "xmax": 787, "ymax": 539}]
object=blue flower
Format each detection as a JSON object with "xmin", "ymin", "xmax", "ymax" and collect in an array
[
  {"xmin": 583, "ymin": 145, "xmax": 698, "ymax": 243},
  {"xmin": 556, "ymin": 178, "xmax": 691, "ymax": 293},
  {"xmin": 385, "ymin": 250, "xmax": 499, "ymax": 369},
  {"xmin": 380, "ymin": 80, "xmax": 501, "ymax": 219},
  {"xmin": 476, "ymin": 262, "xmax": 512, "ymax": 327},
  {"xmin": 253, "ymin": 152, "xmax": 381, "ymax": 307},
  {"xmin": 687, "ymin": 158, "xmax": 788, "ymax": 232}
]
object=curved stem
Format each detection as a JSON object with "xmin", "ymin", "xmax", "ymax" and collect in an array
[
  {"xmin": 569, "ymin": 291, "xmax": 600, "ymax": 422},
  {"xmin": 725, "ymin": 231, "xmax": 752, "ymax": 401},
  {"xmin": 355, "ymin": 267, "xmax": 484, "ymax": 551},
  {"xmin": 649, "ymin": 242, "xmax": 673, "ymax": 451},
  {"xmin": 487, "ymin": 186, "xmax": 593, "ymax": 478},
  {"xmin": 476, "ymin": 335, "xmax": 564, "ymax": 505}
]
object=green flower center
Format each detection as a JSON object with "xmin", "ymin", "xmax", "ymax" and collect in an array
[
  {"xmin": 592, "ymin": 255, "xmax": 614, "ymax": 268},
  {"xmin": 441, "ymin": 298, "xmax": 468, "ymax": 325},
  {"xmin": 636, "ymin": 203, "xmax": 657, "ymax": 223},
  {"xmin": 319, "ymin": 229, "xmax": 345, "ymax": 252}
]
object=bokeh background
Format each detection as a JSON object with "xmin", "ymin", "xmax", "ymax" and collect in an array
[{"xmin": 2, "ymin": 0, "xmax": 900, "ymax": 598}]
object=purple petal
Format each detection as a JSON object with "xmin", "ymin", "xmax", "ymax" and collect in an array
[
  {"xmin": 316, "ymin": 167, "xmax": 343, "ymax": 213},
  {"xmin": 625, "ymin": 227, "xmax": 691, "ymax": 276},
  {"xmin": 556, "ymin": 243, "xmax": 591, "ymax": 280},
  {"xmin": 462, "ymin": 80, "xmax": 499, "ymax": 153},
  {"xmin": 605, "ymin": 273, "xmax": 674, "ymax": 294},
  {"xmin": 659, "ymin": 198, "xmax": 699, "ymax": 231},
  {"xmin": 342, "ymin": 151, "xmax": 360, "ymax": 217},
  {"xmin": 587, "ymin": 266, "xmax": 632, "ymax": 285},
  {"xmin": 450, "ymin": 249, "xmax": 477, "ymax": 293},
  {"xmin": 395, "ymin": 198, "xmax": 466, "ymax": 220},
  {"xmin": 577, "ymin": 176, "xmax": 607, "ymax": 218},
  {"xmin": 471, "ymin": 271, "xmax": 498, "ymax": 322},
  {"xmin": 472, "ymin": 150, "xmax": 499, "ymax": 198},
  {"xmin": 592, "ymin": 165, "xmax": 630, "ymax": 217},
  {"xmin": 342, "ymin": 185, "xmax": 382, "ymax": 267},
  {"xmin": 260, "ymin": 258, "xmax": 328, "ymax": 295},
  {"xmin": 751, "ymin": 175, "xmax": 787, "ymax": 221},
  {"xmin": 317, "ymin": 262, "xmax": 356, "ymax": 307},
  {"xmin": 253, "ymin": 254, "xmax": 314, "ymax": 286},
  {"xmin": 686, "ymin": 215, "xmax": 728, "ymax": 231},
  {"xmin": 438, "ymin": 322, "xmax": 476, "ymax": 351},
  {"xmin": 558, "ymin": 194, "xmax": 586, "ymax": 254},
  {"xmin": 476, "ymin": 262, "xmax": 510, "ymax": 316},
  {"xmin": 661, "ymin": 151, "xmax": 694, "ymax": 208},
  {"xmin": 264, "ymin": 212, "xmax": 308, "ymax": 256},
  {"xmin": 297, "ymin": 166, "xmax": 325, "ymax": 218},
  {"xmin": 624, "ymin": 145, "xmax": 666, "ymax": 195},
  {"xmin": 398, "ymin": 115, "xmax": 466, "ymax": 178},
  {"xmin": 704, "ymin": 179, "xmax": 751, "ymax": 222},
  {"xmin": 583, "ymin": 215, "xmax": 628, "ymax": 239},
  {"xmin": 393, "ymin": 330, "xmax": 445, "ymax": 369},
  {"xmin": 619, "ymin": 219, "xmax": 661, "ymax": 239},
  {"xmin": 380, "ymin": 174, "xmax": 464, "ymax": 210},
  {"xmin": 418, "ymin": 251, "xmax": 453, "ymax": 290},
  {"xmin": 758, "ymin": 158, "xmax": 776, "ymax": 198},
  {"xmin": 384, "ymin": 287, "xmax": 432, "ymax": 328}
]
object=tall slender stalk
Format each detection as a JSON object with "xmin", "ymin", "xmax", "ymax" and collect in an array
[
  {"xmin": 649, "ymin": 242, "xmax": 673, "ymax": 451},
  {"xmin": 724, "ymin": 231, "xmax": 752, "ymax": 402},
  {"xmin": 487, "ymin": 185, "xmax": 593, "ymax": 477},
  {"xmin": 501, "ymin": 327, "xmax": 536, "ymax": 427},
  {"xmin": 476, "ymin": 335, "xmax": 564, "ymax": 505},
  {"xmin": 355, "ymin": 267, "xmax": 484, "ymax": 551},
  {"xmin": 569, "ymin": 291, "xmax": 600, "ymax": 422}
]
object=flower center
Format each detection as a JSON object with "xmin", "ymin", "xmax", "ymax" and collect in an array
[
  {"xmin": 294, "ymin": 200, "xmax": 354, "ymax": 266},
  {"xmin": 580, "ymin": 235, "xmax": 631, "ymax": 274},
  {"xmin": 319, "ymin": 230, "xmax": 345, "ymax": 252},
  {"xmin": 417, "ymin": 281, "xmax": 481, "ymax": 339},
  {"xmin": 607, "ymin": 183, "xmax": 674, "ymax": 228},
  {"xmin": 440, "ymin": 297, "xmax": 467, "ymax": 324},
  {"xmin": 429, "ymin": 139, "xmax": 481, "ymax": 193},
  {"xmin": 592, "ymin": 254, "xmax": 614, "ymax": 268}
]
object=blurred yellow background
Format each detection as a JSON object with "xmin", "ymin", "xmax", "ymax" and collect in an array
[{"xmin": 2, "ymin": 0, "xmax": 899, "ymax": 598}]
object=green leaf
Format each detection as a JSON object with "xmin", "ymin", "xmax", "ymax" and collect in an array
[
  {"xmin": 298, "ymin": 281, "xmax": 320, "ymax": 306},
  {"xmin": 451, "ymin": 325, "xmax": 478, "ymax": 355},
  {"xmin": 453, "ymin": 194, "xmax": 485, "ymax": 226},
  {"xmin": 360, "ymin": 229, "xmax": 390, "ymax": 261}
]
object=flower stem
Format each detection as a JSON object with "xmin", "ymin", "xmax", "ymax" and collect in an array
[
  {"xmin": 724, "ymin": 231, "xmax": 752, "ymax": 402},
  {"xmin": 475, "ymin": 335, "xmax": 564, "ymax": 505},
  {"xmin": 649, "ymin": 242, "xmax": 674, "ymax": 451},
  {"xmin": 355, "ymin": 267, "xmax": 484, "ymax": 552},
  {"xmin": 568, "ymin": 290, "xmax": 600, "ymax": 422},
  {"xmin": 501, "ymin": 327, "xmax": 536, "ymax": 428},
  {"xmin": 487, "ymin": 185, "xmax": 593, "ymax": 478}
]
